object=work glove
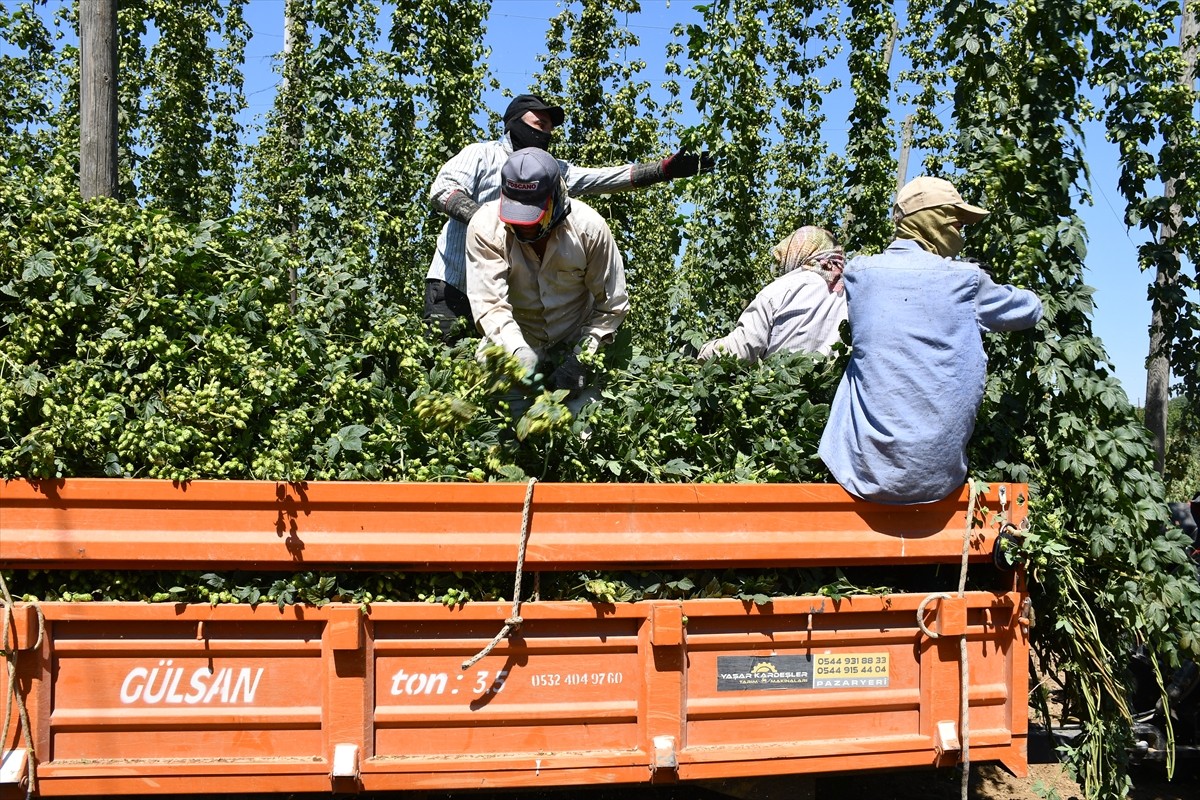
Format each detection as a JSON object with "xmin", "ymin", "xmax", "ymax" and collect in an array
[
  {"xmin": 661, "ymin": 149, "xmax": 715, "ymax": 179},
  {"xmin": 511, "ymin": 346, "xmax": 539, "ymax": 377},
  {"xmin": 549, "ymin": 353, "xmax": 589, "ymax": 398},
  {"xmin": 696, "ymin": 340, "xmax": 721, "ymax": 361},
  {"xmin": 434, "ymin": 190, "xmax": 482, "ymax": 224},
  {"xmin": 630, "ymin": 149, "xmax": 715, "ymax": 187}
]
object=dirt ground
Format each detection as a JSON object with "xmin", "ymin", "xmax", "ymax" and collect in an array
[
  {"xmin": 384, "ymin": 759, "xmax": 1197, "ymax": 800},
  {"xmin": 576, "ymin": 759, "xmax": 1196, "ymax": 798},
  {"xmin": 814, "ymin": 760, "xmax": 1196, "ymax": 799}
]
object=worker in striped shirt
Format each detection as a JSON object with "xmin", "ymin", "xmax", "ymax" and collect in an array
[{"xmin": 425, "ymin": 92, "xmax": 712, "ymax": 342}]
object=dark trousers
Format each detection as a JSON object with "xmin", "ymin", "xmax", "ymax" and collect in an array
[{"xmin": 424, "ymin": 279, "xmax": 474, "ymax": 343}]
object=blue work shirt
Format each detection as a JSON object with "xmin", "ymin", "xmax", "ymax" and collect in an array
[{"xmin": 818, "ymin": 239, "xmax": 1043, "ymax": 504}]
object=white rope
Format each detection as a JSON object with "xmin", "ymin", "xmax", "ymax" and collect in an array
[
  {"xmin": 914, "ymin": 482, "xmax": 978, "ymax": 800},
  {"xmin": 957, "ymin": 483, "xmax": 978, "ymax": 800},
  {"xmin": 462, "ymin": 477, "xmax": 537, "ymax": 671}
]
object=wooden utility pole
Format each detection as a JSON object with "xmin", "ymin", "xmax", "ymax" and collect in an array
[
  {"xmin": 79, "ymin": 0, "xmax": 118, "ymax": 199},
  {"xmin": 1145, "ymin": 4, "xmax": 1197, "ymax": 473},
  {"xmin": 896, "ymin": 115, "xmax": 913, "ymax": 192},
  {"xmin": 883, "ymin": 18, "xmax": 898, "ymax": 74},
  {"xmin": 282, "ymin": 0, "xmax": 303, "ymax": 309}
]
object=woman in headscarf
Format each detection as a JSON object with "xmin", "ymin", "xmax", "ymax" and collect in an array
[{"xmin": 697, "ymin": 226, "xmax": 848, "ymax": 362}]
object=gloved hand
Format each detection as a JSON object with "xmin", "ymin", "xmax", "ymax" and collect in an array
[
  {"xmin": 435, "ymin": 190, "xmax": 482, "ymax": 224},
  {"xmin": 696, "ymin": 340, "xmax": 721, "ymax": 361},
  {"xmin": 661, "ymin": 149, "xmax": 715, "ymax": 179},
  {"xmin": 549, "ymin": 353, "xmax": 588, "ymax": 397},
  {"xmin": 630, "ymin": 149, "xmax": 716, "ymax": 187},
  {"xmin": 511, "ymin": 346, "xmax": 539, "ymax": 377}
]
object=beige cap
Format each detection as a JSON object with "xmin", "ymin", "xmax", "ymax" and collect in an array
[{"xmin": 893, "ymin": 176, "xmax": 989, "ymax": 224}]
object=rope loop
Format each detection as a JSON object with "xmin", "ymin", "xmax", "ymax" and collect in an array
[
  {"xmin": 916, "ymin": 592, "xmax": 952, "ymax": 638},
  {"xmin": 0, "ymin": 599, "xmax": 45, "ymax": 655},
  {"xmin": 462, "ymin": 477, "xmax": 538, "ymax": 671}
]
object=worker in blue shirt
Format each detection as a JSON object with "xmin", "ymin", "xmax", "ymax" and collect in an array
[{"xmin": 819, "ymin": 176, "xmax": 1043, "ymax": 504}]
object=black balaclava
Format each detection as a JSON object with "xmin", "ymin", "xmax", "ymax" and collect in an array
[
  {"xmin": 507, "ymin": 118, "xmax": 552, "ymax": 152},
  {"xmin": 502, "ymin": 94, "xmax": 563, "ymax": 152}
]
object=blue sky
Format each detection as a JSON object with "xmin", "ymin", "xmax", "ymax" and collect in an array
[{"xmin": 233, "ymin": 0, "xmax": 1180, "ymax": 404}]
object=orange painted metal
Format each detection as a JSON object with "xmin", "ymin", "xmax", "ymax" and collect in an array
[
  {"xmin": 0, "ymin": 479, "xmax": 1026, "ymax": 569},
  {"xmin": 3, "ymin": 595, "xmax": 1028, "ymax": 796},
  {"xmin": 0, "ymin": 480, "xmax": 1030, "ymax": 797}
]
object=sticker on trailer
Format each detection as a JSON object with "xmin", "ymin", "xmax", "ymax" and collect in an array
[
  {"xmin": 812, "ymin": 652, "xmax": 890, "ymax": 688},
  {"xmin": 716, "ymin": 655, "xmax": 812, "ymax": 690},
  {"xmin": 717, "ymin": 653, "xmax": 890, "ymax": 691}
]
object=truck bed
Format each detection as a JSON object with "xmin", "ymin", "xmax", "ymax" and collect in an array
[{"xmin": 1, "ymin": 479, "xmax": 1030, "ymax": 797}]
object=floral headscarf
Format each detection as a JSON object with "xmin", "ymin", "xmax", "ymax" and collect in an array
[{"xmin": 771, "ymin": 226, "xmax": 846, "ymax": 293}]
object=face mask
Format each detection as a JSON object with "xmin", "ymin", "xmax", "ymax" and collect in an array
[
  {"xmin": 896, "ymin": 207, "xmax": 965, "ymax": 257},
  {"xmin": 942, "ymin": 225, "xmax": 965, "ymax": 258},
  {"xmin": 507, "ymin": 119, "xmax": 552, "ymax": 152}
]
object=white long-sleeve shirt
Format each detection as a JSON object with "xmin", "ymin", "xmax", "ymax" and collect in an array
[
  {"xmin": 699, "ymin": 269, "xmax": 848, "ymax": 362},
  {"xmin": 427, "ymin": 133, "xmax": 639, "ymax": 292},
  {"xmin": 465, "ymin": 199, "xmax": 628, "ymax": 357}
]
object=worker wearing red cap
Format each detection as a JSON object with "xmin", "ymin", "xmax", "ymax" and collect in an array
[{"xmin": 466, "ymin": 147, "xmax": 628, "ymax": 409}]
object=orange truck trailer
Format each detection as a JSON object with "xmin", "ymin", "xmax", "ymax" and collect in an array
[{"xmin": 0, "ymin": 479, "xmax": 1031, "ymax": 797}]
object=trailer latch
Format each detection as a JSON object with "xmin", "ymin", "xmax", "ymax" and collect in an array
[
  {"xmin": 332, "ymin": 743, "xmax": 359, "ymax": 779},
  {"xmin": 650, "ymin": 604, "xmax": 684, "ymax": 647},
  {"xmin": 916, "ymin": 593, "xmax": 966, "ymax": 638},
  {"xmin": 5, "ymin": 604, "xmax": 42, "ymax": 651},
  {"xmin": 934, "ymin": 720, "xmax": 961, "ymax": 755},
  {"xmin": 652, "ymin": 735, "xmax": 677, "ymax": 772},
  {"xmin": 328, "ymin": 608, "xmax": 363, "ymax": 651}
]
